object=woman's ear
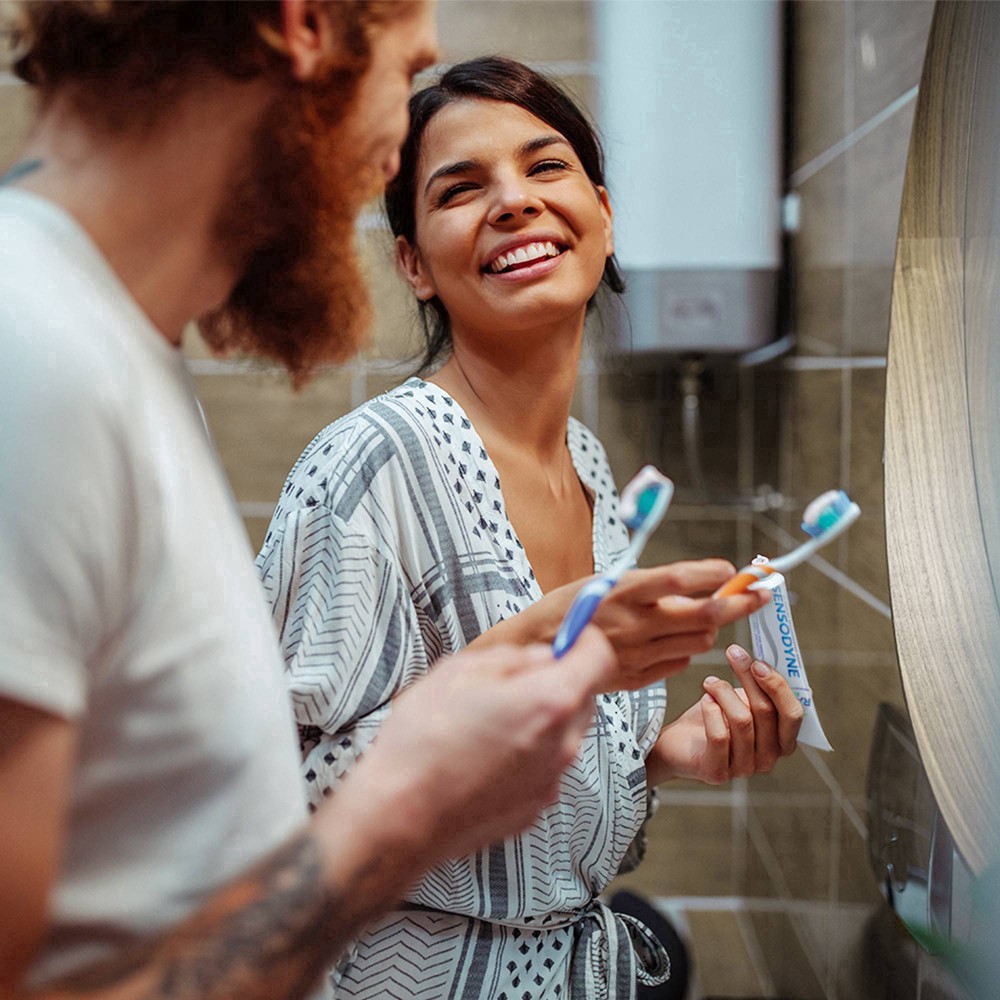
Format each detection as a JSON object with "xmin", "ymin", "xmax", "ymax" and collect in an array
[
  {"xmin": 396, "ymin": 236, "xmax": 437, "ymax": 302},
  {"xmin": 596, "ymin": 185, "xmax": 615, "ymax": 258},
  {"xmin": 280, "ymin": 0, "xmax": 335, "ymax": 81}
]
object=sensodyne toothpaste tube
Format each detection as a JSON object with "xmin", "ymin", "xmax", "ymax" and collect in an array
[{"xmin": 747, "ymin": 560, "xmax": 833, "ymax": 751}]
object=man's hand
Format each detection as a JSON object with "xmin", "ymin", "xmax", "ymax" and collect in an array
[
  {"xmin": 472, "ymin": 560, "xmax": 770, "ymax": 690},
  {"xmin": 646, "ymin": 644, "xmax": 803, "ymax": 786},
  {"xmin": 322, "ymin": 626, "xmax": 616, "ymax": 876}
]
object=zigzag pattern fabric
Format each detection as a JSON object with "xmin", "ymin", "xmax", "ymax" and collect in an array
[{"xmin": 256, "ymin": 378, "xmax": 667, "ymax": 999}]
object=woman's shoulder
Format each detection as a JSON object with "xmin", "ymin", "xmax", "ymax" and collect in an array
[{"xmin": 272, "ymin": 378, "xmax": 448, "ymax": 515}]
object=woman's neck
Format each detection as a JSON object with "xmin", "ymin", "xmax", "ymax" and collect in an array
[{"xmin": 428, "ymin": 316, "xmax": 585, "ymax": 466}]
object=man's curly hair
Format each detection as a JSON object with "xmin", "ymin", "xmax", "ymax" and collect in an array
[{"xmin": 4, "ymin": 1, "xmax": 411, "ymax": 132}]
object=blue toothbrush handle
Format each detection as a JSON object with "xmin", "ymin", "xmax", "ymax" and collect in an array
[{"xmin": 552, "ymin": 577, "xmax": 614, "ymax": 659}]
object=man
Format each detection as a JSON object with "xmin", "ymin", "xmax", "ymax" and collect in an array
[{"xmin": 0, "ymin": 3, "xmax": 621, "ymax": 997}]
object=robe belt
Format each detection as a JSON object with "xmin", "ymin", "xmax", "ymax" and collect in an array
[
  {"xmin": 403, "ymin": 897, "xmax": 671, "ymax": 998},
  {"xmin": 569, "ymin": 898, "xmax": 671, "ymax": 999}
]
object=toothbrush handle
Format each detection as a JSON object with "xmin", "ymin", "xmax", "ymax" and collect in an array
[
  {"xmin": 552, "ymin": 577, "xmax": 614, "ymax": 659},
  {"xmin": 713, "ymin": 567, "xmax": 773, "ymax": 598}
]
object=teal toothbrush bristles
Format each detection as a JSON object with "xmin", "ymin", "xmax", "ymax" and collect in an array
[
  {"xmin": 626, "ymin": 485, "xmax": 659, "ymax": 530},
  {"xmin": 619, "ymin": 466, "xmax": 673, "ymax": 535},
  {"xmin": 552, "ymin": 465, "xmax": 673, "ymax": 658},
  {"xmin": 801, "ymin": 489, "xmax": 853, "ymax": 538}
]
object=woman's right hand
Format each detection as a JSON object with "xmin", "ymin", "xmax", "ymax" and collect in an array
[{"xmin": 472, "ymin": 560, "xmax": 770, "ymax": 690}]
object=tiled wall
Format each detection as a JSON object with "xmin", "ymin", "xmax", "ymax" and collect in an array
[{"xmin": 0, "ymin": 3, "xmax": 971, "ymax": 997}]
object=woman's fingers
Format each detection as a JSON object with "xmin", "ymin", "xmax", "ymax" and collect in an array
[
  {"xmin": 726, "ymin": 644, "xmax": 804, "ymax": 758},
  {"xmin": 699, "ymin": 692, "xmax": 731, "ymax": 784},
  {"xmin": 703, "ymin": 676, "xmax": 756, "ymax": 777},
  {"xmin": 616, "ymin": 560, "xmax": 738, "ymax": 602},
  {"xmin": 725, "ymin": 645, "xmax": 780, "ymax": 772}
]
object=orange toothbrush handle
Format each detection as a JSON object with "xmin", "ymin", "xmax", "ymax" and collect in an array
[{"xmin": 713, "ymin": 567, "xmax": 773, "ymax": 598}]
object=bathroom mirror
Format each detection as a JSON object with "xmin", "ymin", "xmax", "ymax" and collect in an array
[{"xmin": 885, "ymin": 0, "xmax": 1000, "ymax": 875}]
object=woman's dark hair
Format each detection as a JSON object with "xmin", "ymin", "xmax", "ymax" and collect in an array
[{"xmin": 384, "ymin": 56, "xmax": 626, "ymax": 372}]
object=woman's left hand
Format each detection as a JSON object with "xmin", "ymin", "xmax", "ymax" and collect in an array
[{"xmin": 646, "ymin": 644, "xmax": 803, "ymax": 786}]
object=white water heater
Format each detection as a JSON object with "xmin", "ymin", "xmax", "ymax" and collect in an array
[{"xmin": 596, "ymin": 0, "xmax": 783, "ymax": 354}]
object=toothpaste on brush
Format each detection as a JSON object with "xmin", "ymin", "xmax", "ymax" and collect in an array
[{"xmin": 746, "ymin": 556, "xmax": 832, "ymax": 751}]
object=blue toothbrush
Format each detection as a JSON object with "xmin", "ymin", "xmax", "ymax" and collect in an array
[{"xmin": 552, "ymin": 466, "xmax": 674, "ymax": 658}]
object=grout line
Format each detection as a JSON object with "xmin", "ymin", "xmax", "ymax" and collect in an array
[
  {"xmin": 649, "ymin": 894, "xmax": 873, "ymax": 918},
  {"xmin": 734, "ymin": 907, "xmax": 777, "ymax": 996},
  {"xmin": 745, "ymin": 806, "xmax": 832, "ymax": 991},
  {"xmin": 802, "ymin": 746, "xmax": 868, "ymax": 839},
  {"xmin": 789, "ymin": 85, "xmax": 919, "ymax": 188},
  {"xmin": 826, "ymin": 798, "xmax": 843, "ymax": 996},
  {"xmin": 783, "ymin": 355, "xmax": 887, "ymax": 370},
  {"xmin": 795, "ymin": 334, "xmax": 840, "ymax": 357},
  {"xmin": 753, "ymin": 514, "xmax": 893, "ymax": 619},
  {"xmin": 838, "ymin": 367, "xmax": 854, "ymax": 574},
  {"xmin": 660, "ymin": 788, "xmax": 850, "ymax": 809}
]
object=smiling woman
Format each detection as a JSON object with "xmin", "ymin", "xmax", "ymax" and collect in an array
[{"xmin": 256, "ymin": 56, "xmax": 800, "ymax": 1000}]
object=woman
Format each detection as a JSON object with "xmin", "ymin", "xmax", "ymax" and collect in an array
[{"xmin": 257, "ymin": 57, "xmax": 802, "ymax": 999}]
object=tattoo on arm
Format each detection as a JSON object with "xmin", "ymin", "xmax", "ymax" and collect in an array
[{"xmin": 35, "ymin": 834, "xmax": 343, "ymax": 1000}]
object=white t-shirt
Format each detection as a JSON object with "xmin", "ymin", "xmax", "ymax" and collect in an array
[{"xmin": 0, "ymin": 190, "xmax": 308, "ymax": 988}]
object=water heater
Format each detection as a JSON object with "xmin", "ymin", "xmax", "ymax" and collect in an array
[{"xmin": 596, "ymin": 0, "xmax": 783, "ymax": 354}]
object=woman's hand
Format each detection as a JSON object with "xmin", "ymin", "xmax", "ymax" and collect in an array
[
  {"xmin": 470, "ymin": 560, "xmax": 770, "ymax": 690},
  {"xmin": 645, "ymin": 644, "xmax": 803, "ymax": 786}
]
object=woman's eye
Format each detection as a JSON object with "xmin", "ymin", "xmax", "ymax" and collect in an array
[
  {"xmin": 437, "ymin": 183, "xmax": 477, "ymax": 206},
  {"xmin": 530, "ymin": 159, "xmax": 570, "ymax": 175}
]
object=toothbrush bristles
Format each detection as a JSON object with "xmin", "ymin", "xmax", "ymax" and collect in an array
[{"xmin": 801, "ymin": 489, "xmax": 854, "ymax": 538}]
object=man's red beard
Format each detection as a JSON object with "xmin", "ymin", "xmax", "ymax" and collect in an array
[{"xmin": 199, "ymin": 76, "xmax": 382, "ymax": 389}]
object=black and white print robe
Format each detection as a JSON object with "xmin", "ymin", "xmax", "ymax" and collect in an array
[{"xmin": 257, "ymin": 377, "xmax": 669, "ymax": 999}]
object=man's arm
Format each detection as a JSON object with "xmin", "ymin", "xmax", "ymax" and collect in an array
[{"xmin": 4, "ymin": 630, "xmax": 615, "ymax": 1000}]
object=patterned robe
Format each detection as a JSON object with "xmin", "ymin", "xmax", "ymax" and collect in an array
[{"xmin": 257, "ymin": 378, "xmax": 669, "ymax": 999}]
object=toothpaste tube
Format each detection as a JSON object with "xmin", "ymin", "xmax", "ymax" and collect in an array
[{"xmin": 747, "ymin": 559, "xmax": 832, "ymax": 751}]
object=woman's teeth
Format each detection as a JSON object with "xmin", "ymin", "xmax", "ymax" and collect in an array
[{"xmin": 489, "ymin": 241, "xmax": 562, "ymax": 274}]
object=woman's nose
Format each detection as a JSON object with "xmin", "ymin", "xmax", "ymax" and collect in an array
[{"xmin": 487, "ymin": 179, "xmax": 543, "ymax": 225}]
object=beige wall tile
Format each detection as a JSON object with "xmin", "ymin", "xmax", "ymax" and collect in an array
[
  {"xmin": 794, "ymin": 159, "xmax": 848, "ymax": 355},
  {"xmin": 794, "ymin": 265, "xmax": 846, "ymax": 357},
  {"xmin": 243, "ymin": 517, "xmax": 272, "ymax": 557},
  {"xmin": 847, "ymin": 100, "xmax": 916, "ymax": 266},
  {"xmin": 359, "ymin": 226, "xmax": 426, "ymax": 364},
  {"xmin": 785, "ymin": 371, "xmax": 844, "ymax": 512},
  {"xmin": 851, "ymin": 0, "xmax": 935, "ymax": 129},
  {"xmin": 745, "ymin": 801, "xmax": 833, "ymax": 901},
  {"xmin": 609, "ymin": 803, "xmax": 737, "ymax": 898},
  {"xmin": 746, "ymin": 909, "xmax": 826, "ymax": 998},
  {"xmin": 837, "ymin": 813, "xmax": 883, "ymax": 906},
  {"xmin": 791, "ymin": 0, "xmax": 849, "ymax": 172},
  {"xmin": 596, "ymin": 370, "xmax": 659, "ymax": 489},
  {"xmin": 845, "ymin": 263, "xmax": 895, "ymax": 355},
  {"xmin": 195, "ymin": 369, "xmax": 355, "ymax": 504},
  {"xmin": 436, "ymin": 0, "xmax": 593, "ymax": 65},
  {"xmin": 847, "ymin": 367, "xmax": 889, "ymax": 602},
  {"xmin": 748, "ymin": 748, "xmax": 830, "ymax": 797},
  {"xmin": 0, "ymin": 83, "xmax": 35, "ymax": 173},
  {"xmin": 819, "ymin": 646, "xmax": 906, "ymax": 796},
  {"xmin": 797, "ymin": 155, "xmax": 847, "ymax": 269},
  {"xmin": 685, "ymin": 910, "xmax": 764, "ymax": 997}
]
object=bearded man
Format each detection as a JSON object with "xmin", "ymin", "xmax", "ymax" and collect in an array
[{"xmin": 0, "ymin": 4, "xmax": 619, "ymax": 998}]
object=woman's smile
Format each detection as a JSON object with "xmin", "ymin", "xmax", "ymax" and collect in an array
[{"xmin": 484, "ymin": 237, "xmax": 568, "ymax": 278}]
